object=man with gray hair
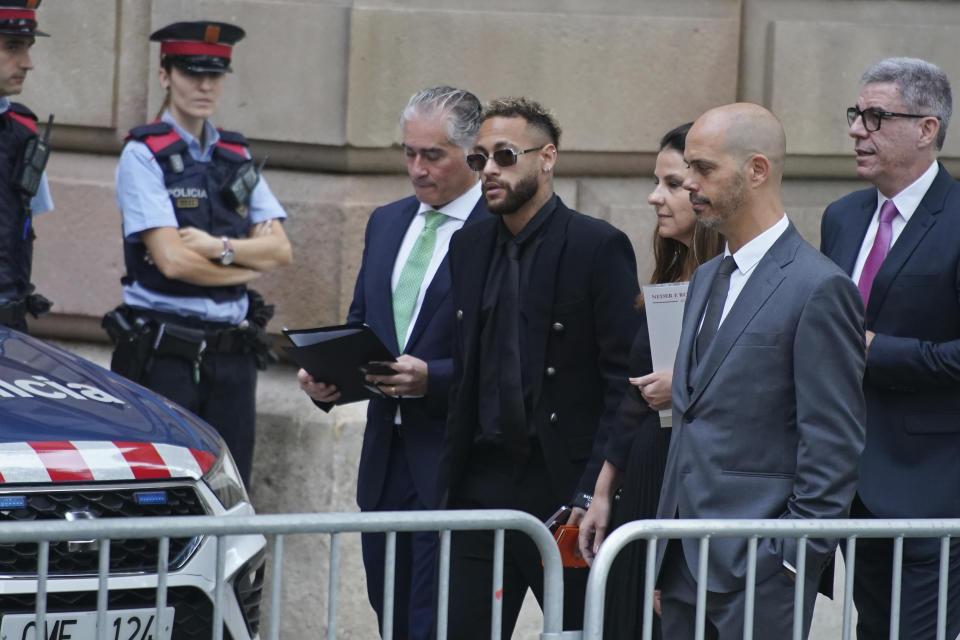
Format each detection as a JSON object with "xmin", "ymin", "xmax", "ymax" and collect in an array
[
  {"xmin": 299, "ymin": 86, "xmax": 489, "ymax": 639},
  {"xmin": 821, "ymin": 57, "xmax": 960, "ymax": 638}
]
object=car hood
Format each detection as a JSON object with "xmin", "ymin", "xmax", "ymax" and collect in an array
[{"xmin": 0, "ymin": 329, "xmax": 220, "ymax": 483}]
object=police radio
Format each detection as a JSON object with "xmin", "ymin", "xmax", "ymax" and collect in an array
[
  {"xmin": 17, "ymin": 113, "xmax": 53, "ymax": 197},
  {"xmin": 221, "ymin": 155, "xmax": 267, "ymax": 216}
]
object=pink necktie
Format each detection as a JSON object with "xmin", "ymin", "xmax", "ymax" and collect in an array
[{"xmin": 858, "ymin": 199, "xmax": 899, "ymax": 305}]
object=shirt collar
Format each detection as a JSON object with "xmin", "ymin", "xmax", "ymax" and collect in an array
[
  {"xmin": 417, "ymin": 180, "xmax": 481, "ymax": 222},
  {"xmin": 497, "ymin": 193, "xmax": 558, "ymax": 247},
  {"xmin": 725, "ymin": 213, "xmax": 790, "ymax": 274},
  {"xmin": 0, "ymin": 97, "xmax": 9, "ymax": 115},
  {"xmin": 880, "ymin": 160, "xmax": 938, "ymax": 224},
  {"xmin": 161, "ymin": 110, "xmax": 220, "ymax": 158}
]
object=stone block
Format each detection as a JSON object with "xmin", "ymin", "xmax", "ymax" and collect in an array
[
  {"xmin": 781, "ymin": 178, "xmax": 867, "ymax": 248},
  {"xmin": 577, "ymin": 178, "xmax": 659, "ymax": 281},
  {"xmin": 19, "ymin": 0, "xmax": 118, "ymax": 129},
  {"xmin": 32, "ymin": 152, "xmax": 124, "ymax": 317},
  {"xmin": 768, "ymin": 21, "xmax": 960, "ymax": 158},
  {"xmin": 742, "ymin": 0, "xmax": 960, "ymax": 160},
  {"xmin": 347, "ymin": 6, "xmax": 740, "ymax": 153},
  {"xmin": 148, "ymin": 0, "xmax": 349, "ymax": 145}
]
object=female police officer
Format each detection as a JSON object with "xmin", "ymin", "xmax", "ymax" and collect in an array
[{"xmin": 110, "ymin": 21, "xmax": 291, "ymax": 485}]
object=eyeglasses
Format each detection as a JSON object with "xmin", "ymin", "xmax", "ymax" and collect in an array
[
  {"xmin": 846, "ymin": 106, "xmax": 938, "ymax": 132},
  {"xmin": 466, "ymin": 145, "xmax": 545, "ymax": 171}
]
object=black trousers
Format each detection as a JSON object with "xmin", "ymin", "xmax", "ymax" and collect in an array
[
  {"xmin": 847, "ymin": 494, "xmax": 960, "ymax": 640},
  {"xmin": 446, "ymin": 443, "xmax": 588, "ymax": 639},
  {"xmin": 139, "ymin": 348, "xmax": 257, "ymax": 486}
]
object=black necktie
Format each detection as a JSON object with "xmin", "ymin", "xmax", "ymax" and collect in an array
[
  {"xmin": 497, "ymin": 240, "xmax": 527, "ymax": 442},
  {"xmin": 695, "ymin": 256, "xmax": 737, "ymax": 363}
]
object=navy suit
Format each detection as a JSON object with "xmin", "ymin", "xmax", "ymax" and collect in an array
[
  {"xmin": 345, "ymin": 193, "xmax": 489, "ymax": 639},
  {"xmin": 821, "ymin": 164, "xmax": 960, "ymax": 639}
]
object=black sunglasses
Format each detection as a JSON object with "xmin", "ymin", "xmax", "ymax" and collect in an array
[
  {"xmin": 466, "ymin": 145, "xmax": 545, "ymax": 171},
  {"xmin": 846, "ymin": 106, "xmax": 938, "ymax": 132}
]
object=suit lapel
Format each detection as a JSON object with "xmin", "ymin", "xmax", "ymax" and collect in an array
[
  {"xmin": 864, "ymin": 166, "xmax": 950, "ymax": 321},
  {"xmin": 371, "ymin": 201, "xmax": 418, "ymax": 354},
  {"xmin": 834, "ymin": 195, "xmax": 876, "ymax": 275},
  {"xmin": 527, "ymin": 202, "xmax": 573, "ymax": 409},
  {"xmin": 677, "ymin": 259, "xmax": 714, "ymax": 396},
  {"xmin": 688, "ymin": 226, "xmax": 798, "ymax": 405},
  {"xmin": 459, "ymin": 220, "xmax": 498, "ymax": 334},
  {"xmin": 405, "ymin": 199, "xmax": 488, "ymax": 352}
]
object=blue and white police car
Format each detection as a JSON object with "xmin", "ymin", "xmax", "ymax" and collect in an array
[{"xmin": 0, "ymin": 328, "xmax": 264, "ymax": 640}]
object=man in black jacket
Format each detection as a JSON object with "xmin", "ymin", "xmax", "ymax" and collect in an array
[{"xmin": 442, "ymin": 97, "xmax": 640, "ymax": 638}]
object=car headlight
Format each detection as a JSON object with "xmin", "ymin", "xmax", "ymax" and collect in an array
[{"xmin": 203, "ymin": 442, "xmax": 249, "ymax": 510}]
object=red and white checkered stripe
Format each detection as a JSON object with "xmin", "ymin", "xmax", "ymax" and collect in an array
[{"xmin": 0, "ymin": 441, "xmax": 216, "ymax": 483}]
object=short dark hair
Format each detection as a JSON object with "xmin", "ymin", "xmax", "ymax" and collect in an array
[{"xmin": 482, "ymin": 97, "xmax": 562, "ymax": 148}]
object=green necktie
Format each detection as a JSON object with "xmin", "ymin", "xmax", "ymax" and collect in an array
[{"xmin": 393, "ymin": 211, "xmax": 447, "ymax": 351}]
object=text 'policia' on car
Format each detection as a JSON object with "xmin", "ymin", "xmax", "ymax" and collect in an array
[{"xmin": 0, "ymin": 327, "xmax": 265, "ymax": 640}]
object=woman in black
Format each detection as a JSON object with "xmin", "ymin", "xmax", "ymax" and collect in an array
[{"xmin": 578, "ymin": 123, "xmax": 723, "ymax": 637}]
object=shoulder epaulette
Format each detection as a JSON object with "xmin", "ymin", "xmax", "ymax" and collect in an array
[
  {"xmin": 5, "ymin": 102, "xmax": 38, "ymax": 134},
  {"xmin": 127, "ymin": 121, "xmax": 187, "ymax": 158},
  {"xmin": 215, "ymin": 128, "xmax": 249, "ymax": 159}
]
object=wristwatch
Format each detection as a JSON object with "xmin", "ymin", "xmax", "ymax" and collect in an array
[
  {"xmin": 219, "ymin": 236, "xmax": 235, "ymax": 266},
  {"xmin": 570, "ymin": 492, "xmax": 593, "ymax": 510}
]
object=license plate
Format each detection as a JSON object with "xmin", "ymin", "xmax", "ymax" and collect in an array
[{"xmin": 0, "ymin": 607, "xmax": 174, "ymax": 640}]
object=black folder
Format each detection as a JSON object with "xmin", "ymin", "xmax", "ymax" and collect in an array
[{"xmin": 283, "ymin": 323, "xmax": 396, "ymax": 405}]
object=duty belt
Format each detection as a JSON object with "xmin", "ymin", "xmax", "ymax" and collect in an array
[
  {"xmin": 153, "ymin": 319, "xmax": 252, "ymax": 360},
  {"xmin": 0, "ymin": 293, "xmax": 52, "ymax": 327}
]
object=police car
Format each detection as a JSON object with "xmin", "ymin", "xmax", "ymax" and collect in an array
[{"xmin": 0, "ymin": 328, "xmax": 264, "ymax": 640}]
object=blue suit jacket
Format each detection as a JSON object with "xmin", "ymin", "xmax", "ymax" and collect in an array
[
  {"xmin": 821, "ymin": 164, "xmax": 960, "ymax": 518},
  {"xmin": 347, "ymin": 193, "xmax": 490, "ymax": 511}
]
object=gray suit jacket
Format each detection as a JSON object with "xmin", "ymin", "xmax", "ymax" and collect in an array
[{"xmin": 656, "ymin": 223, "xmax": 867, "ymax": 593}]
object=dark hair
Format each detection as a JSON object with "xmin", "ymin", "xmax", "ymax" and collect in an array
[
  {"xmin": 481, "ymin": 97, "xmax": 562, "ymax": 148},
  {"xmin": 641, "ymin": 122, "xmax": 724, "ymax": 307}
]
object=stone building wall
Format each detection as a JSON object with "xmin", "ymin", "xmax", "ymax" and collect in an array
[{"xmin": 26, "ymin": 1, "xmax": 960, "ymax": 636}]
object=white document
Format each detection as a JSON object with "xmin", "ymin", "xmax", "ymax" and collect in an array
[{"xmin": 642, "ymin": 281, "xmax": 689, "ymax": 428}]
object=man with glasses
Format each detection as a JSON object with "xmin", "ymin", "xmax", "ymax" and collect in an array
[
  {"xmin": 298, "ymin": 86, "xmax": 489, "ymax": 640},
  {"xmin": 441, "ymin": 97, "xmax": 639, "ymax": 637},
  {"xmin": 821, "ymin": 57, "xmax": 960, "ymax": 639}
]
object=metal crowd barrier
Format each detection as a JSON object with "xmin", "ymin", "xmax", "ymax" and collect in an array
[
  {"xmin": 581, "ymin": 518, "xmax": 960, "ymax": 640},
  {"xmin": 0, "ymin": 509, "xmax": 568, "ymax": 640}
]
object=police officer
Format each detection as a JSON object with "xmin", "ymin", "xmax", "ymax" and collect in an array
[
  {"xmin": 0, "ymin": 0, "xmax": 54, "ymax": 332},
  {"xmin": 109, "ymin": 20, "xmax": 292, "ymax": 485}
]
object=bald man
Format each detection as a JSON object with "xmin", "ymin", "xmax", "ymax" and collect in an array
[{"xmin": 654, "ymin": 103, "xmax": 866, "ymax": 639}]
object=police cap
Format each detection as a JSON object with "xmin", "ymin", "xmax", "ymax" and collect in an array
[
  {"xmin": 150, "ymin": 21, "xmax": 245, "ymax": 74},
  {"xmin": 0, "ymin": 0, "xmax": 48, "ymax": 38}
]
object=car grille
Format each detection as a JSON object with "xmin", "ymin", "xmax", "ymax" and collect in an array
[
  {"xmin": 0, "ymin": 587, "xmax": 233, "ymax": 640},
  {"xmin": 0, "ymin": 483, "xmax": 206, "ymax": 575}
]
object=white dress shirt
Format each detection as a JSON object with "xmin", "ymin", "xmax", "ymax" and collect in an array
[
  {"xmin": 850, "ymin": 161, "xmax": 937, "ymax": 285},
  {"xmin": 391, "ymin": 180, "xmax": 481, "ymax": 350},
  {"xmin": 704, "ymin": 213, "xmax": 790, "ymax": 330}
]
